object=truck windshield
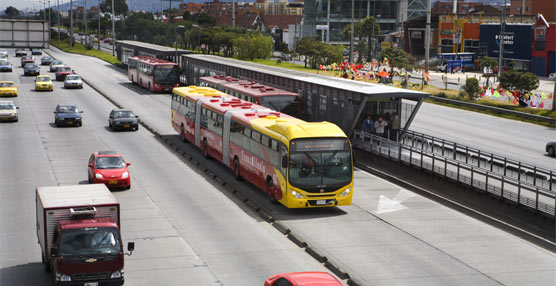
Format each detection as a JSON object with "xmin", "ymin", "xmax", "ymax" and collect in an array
[
  {"xmin": 60, "ymin": 227, "xmax": 121, "ymax": 256},
  {"xmin": 288, "ymin": 138, "xmax": 352, "ymax": 191}
]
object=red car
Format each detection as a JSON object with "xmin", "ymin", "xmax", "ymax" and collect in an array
[
  {"xmin": 264, "ymin": 272, "xmax": 342, "ymax": 286},
  {"xmin": 55, "ymin": 66, "xmax": 73, "ymax": 81},
  {"xmin": 87, "ymin": 151, "xmax": 131, "ymax": 189}
]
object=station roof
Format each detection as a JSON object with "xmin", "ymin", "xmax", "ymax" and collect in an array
[
  {"xmin": 117, "ymin": 40, "xmax": 191, "ymax": 55},
  {"xmin": 186, "ymin": 54, "xmax": 429, "ymax": 99}
]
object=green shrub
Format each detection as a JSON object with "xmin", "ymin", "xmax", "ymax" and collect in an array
[{"xmin": 462, "ymin": 78, "xmax": 480, "ymax": 100}]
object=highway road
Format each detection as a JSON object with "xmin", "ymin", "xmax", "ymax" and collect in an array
[
  {"xmin": 0, "ymin": 51, "xmax": 335, "ymax": 285},
  {"xmin": 3, "ymin": 47, "xmax": 549, "ymax": 285}
]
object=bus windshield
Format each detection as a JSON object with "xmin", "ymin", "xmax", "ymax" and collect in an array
[
  {"xmin": 259, "ymin": 95, "xmax": 300, "ymax": 116},
  {"xmin": 60, "ymin": 227, "xmax": 121, "ymax": 256},
  {"xmin": 288, "ymin": 138, "xmax": 352, "ymax": 191},
  {"xmin": 153, "ymin": 65, "xmax": 180, "ymax": 85}
]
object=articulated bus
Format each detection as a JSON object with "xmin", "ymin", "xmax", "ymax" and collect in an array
[
  {"xmin": 171, "ymin": 86, "xmax": 353, "ymax": 208},
  {"xmin": 128, "ymin": 56, "xmax": 181, "ymax": 92},
  {"xmin": 199, "ymin": 75, "xmax": 301, "ymax": 117}
]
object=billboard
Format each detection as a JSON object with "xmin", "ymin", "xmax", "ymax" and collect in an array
[{"xmin": 479, "ymin": 24, "xmax": 532, "ymax": 60}]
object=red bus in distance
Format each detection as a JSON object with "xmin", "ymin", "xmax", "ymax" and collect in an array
[
  {"xmin": 199, "ymin": 75, "xmax": 301, "ymax": 117},
  {"xmin": 128, "ymin": 56, "xmax": 181, "ymax": 92}
]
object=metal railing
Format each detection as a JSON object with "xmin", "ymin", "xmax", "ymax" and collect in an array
[
  {"xmin": 353, "ymin": 131, "xmax": 556, "ymax": 217},
  {"xmin": 400, "ymin": 130, "xmax": 556, "ymax": 193}
]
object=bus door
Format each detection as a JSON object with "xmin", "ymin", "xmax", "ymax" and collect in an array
[
  {"xmin": 222, "ymin": 111, "xmax": 233, "ymax": 167},
  {"xmin": 194, "ymin": 99, "xmax": 207, "ymax": 148}
]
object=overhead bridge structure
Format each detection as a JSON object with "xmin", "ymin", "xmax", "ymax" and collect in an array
[{"xmin": 0, "ymin": 19, "xmax": 50, "ymax": 48}]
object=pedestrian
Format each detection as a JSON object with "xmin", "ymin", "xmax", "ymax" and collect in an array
[
  {"xmin": 384, "ymin": 112, "xmax": 391, "ymax": 138},
  {"xmin": 374, "ymin": 116, "xmax": 387, "ymax": 138},
  {"xmin": 391, "ymin": 112, "xmax": 400, "ymax": 141},
  {"xmin": 362, "ymin": 114, "xmax": 373, "ymax": 134}
]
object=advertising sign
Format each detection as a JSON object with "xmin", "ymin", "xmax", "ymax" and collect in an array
[{"xmin": 479, "ymin": 24, "xmax": 533, "ymax": 60}]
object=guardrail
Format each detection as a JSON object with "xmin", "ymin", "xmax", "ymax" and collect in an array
[
  {"xmin": 353, "ymin": 131, "xmax": 555, "ymax": 217},
  {"xmin": 401, "ymin": 130, "xmax": 556, "ymax": 193}
]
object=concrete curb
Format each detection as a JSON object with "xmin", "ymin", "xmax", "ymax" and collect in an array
[
  {"xmin": 305, "ymin": 246, "xmax": 327, "ymax": 263},
  {"xmin": 324, "ymin": 260, "xmax": 350, "ymax": 280},
  {"xmin": 272, "ymin": 222, "xmax": 290, "ymax": 235},
  {"xmin": 287, "ymin": 233, "xmax": 307, "ymax": 248}
]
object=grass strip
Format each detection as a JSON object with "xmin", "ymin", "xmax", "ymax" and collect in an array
[{"xmin": 49, "ymin": 39, "xmax": 120, "ymax": 65}]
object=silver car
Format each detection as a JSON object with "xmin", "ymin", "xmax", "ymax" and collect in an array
[
  {"xmin": 0, "ymin": 48, "xmax": 8, "ymax": 58},
  {"xmin": 50, "ymin": 60, "xmax": 64, "ymax": 72},
  {"xmin": 64, "ymin": 74, "xmax": 83, "ymax": 89},
  {"xmin": 0, "ymin": 101, "xmax": 19, "ymax": 122}
]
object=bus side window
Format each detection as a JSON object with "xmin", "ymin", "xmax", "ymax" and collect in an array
[
  {"xmin": 200, "ymin": 108, "xmax": 208, "ymax": 128},
  {"xmin": 242, "ymin": 128, "xmax": 251, "ymax": 150},
  {"xmin": 230, "ymin": 120, "xmax": 243, "ymax": 146},
  {"xmin": 251, "ymin": 131, "xmax": 261, "ymax": 157}
]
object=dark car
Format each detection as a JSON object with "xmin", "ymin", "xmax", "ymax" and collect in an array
[
  {"xmin": 108, "ymin": 109, "xmax": 139, "ymax": 131},
  {"xmin": 546, "ymin": 142, "xmax": 556, "ymax": 157},
  {"xmin": 31, "ymin": 48, "xmax": 42, "ymax": 55},
  {"xmin": 40, "ymin": 56, "xmax": 53, "ymax": 65},
  {"xmin": 0, "ymin": 60, "xmax": 12, "ymax": 72},
  {"xmin": 23, "ymin": 63, "xmax": 40, "ymax": 76},
  {"xmin": 55, "ymin": 66, "xmax": 73, "ymax": 81},
  {"xmin": 54, "ymin": 104, "xmax": 83, "ymax": 127},
  {"xmin": 15, "ymin": 48, "xmax": 27, "ymax": 57},
  {"xmin": 20, "ymin": 56, "xmax": 34, "ymax": 67}
]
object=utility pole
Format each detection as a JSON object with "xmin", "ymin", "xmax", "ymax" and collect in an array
[
  {"xmin": 48, "ymin": 1, "xmax": 51, "ymax": 27},
  {"xmin": 43, "ymin": 0, "xmax": 46, "ymax": 22},
  {"xmin": 70, "ymin": 0, "xmax": 73, "ymax": 50},
  {"xmin": 111, "ymin": 0, "xmax": 115, "ymax": 56},
  {"xmin": 349, "ymin": 0, "xmax": 354, "ymax": 63},
  {"xmin": 232, "ymin": 0, "xmax": 236, "ymax": 28},
  {"xmin": 371, "ymin": 0, "xmax": 376, "ymax": 60},
  {"xmin": 424, "ymin": 0, "xmax": 431, "ymax": 86},
  {"xmin": 85, "ymin": 0, "xmax": 88, "ymax": 45},
  {"xmin": 98, "ymin": 0, "xmax": 101, "ymax": 50},
  {"xmin": 57, "ymin": 0, "xmax": 60, "ymax": 47},
  {"xmin": 497, "ymin": 0, "xmax": 507, "ymax": 77}
]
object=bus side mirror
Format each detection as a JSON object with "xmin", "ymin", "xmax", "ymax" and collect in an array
[
  {"xmin": 126, "ymin": 242, "xmax": 135, "ymax": 256},
  {"xmin": 50, "ymin": 247, "xmax": 58, "ymax": 257},
  {"xmin": 281, "ymin": 156, "xmax": 288, "ymax": 168}
]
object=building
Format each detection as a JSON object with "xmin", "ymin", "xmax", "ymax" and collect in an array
[
  {"xmin": 531, "ymin": 15, "xmax": 556, "ymax": 77},
  {"xmin": 180, "ymin": 3, "xmax": 205, "ymax": 15},
  {"xmin": 432, "ymin": 1, "xmax": 495, "ymax": 15},
  {"xmin": 403, "ymin": 15, "xmax": 439, "ymax": 57},
  {"xmin": 510, "ymin": 0, "xmax": 555, "ymax": 21}
]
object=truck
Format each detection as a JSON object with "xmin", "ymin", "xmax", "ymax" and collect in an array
[
  {"xmin": 36, "ymin": 184, "xmax": 134, "ymax": 286},
  {"xmin": 436, "ymin": 52, "xmax": 476, "ymax": 71}
]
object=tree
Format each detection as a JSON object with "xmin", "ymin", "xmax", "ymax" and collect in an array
[
  {"xmin": 379, "ymin": 47, "xmax": 415, "ymax": 70},
  {"xmin": 100, "ymin": 0, "xmax": 128, "ymax": 17},
  {"xmin": 233, "ymin": 33, "xmax": 272, "ymax": 60},
  {"xmin": 296, "ymin": 37, "xmax": 319, "ymax": 68},
  {"xmin": 480, "ymin": 56, "xmax": 497, "ymax": 69},
  {"xmin": 5, "ymin": 6, "xmax": 20, "ymax": 17},
  {"xmin": 461, "ymin": 78, "xmax": 480, "ymax": 100},
  {"xmin": 343, "ymin": 16, "xmax": 380, "ymax": 61},
  {"xmin": 499, "ymin": 71, "xmax": 539, "ymax": 95}
]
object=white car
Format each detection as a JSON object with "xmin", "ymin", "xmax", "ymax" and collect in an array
[
  {"xmin": 549, "ymin": 73, "xmax": 555, "ymax": 81},
  {"xmin": 0, "ymin": 100, "xmax": 19, "ymax": 122},
  {"xmin": 64, "ymin": 74, "xmax": 83, "ymax": 89},
  {"xmin": 0, "ymin": 48, "xmax": 7, "ymax": 58},
  {"xmin": 49, "ymin": 61, "xmax": 64, "ymax": 72}
]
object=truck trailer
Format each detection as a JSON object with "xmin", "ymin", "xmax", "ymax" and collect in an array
[{"xmin": 36, "ymin": 184, "xmax": 134, "ymax": 286}]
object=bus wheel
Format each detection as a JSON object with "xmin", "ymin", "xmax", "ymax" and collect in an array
[
  {"xmin": 233, "ymin": 157, "xmax": 242, "ymax": 180},
  {"xmin": 180, "ymin": 125, "xmax": 188, "ymax": 143},
  {"xmin": 267, "ymin": 178, "xmax": 278, "ymax": 204},
  {"xmin": 203, "ymin": 139, "xmax": 210, "ymax": 159}
]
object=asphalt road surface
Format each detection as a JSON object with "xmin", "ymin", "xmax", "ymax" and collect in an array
[{"xmin": 3, "ymin": 47, "xmax": 549, "ymax": 286}]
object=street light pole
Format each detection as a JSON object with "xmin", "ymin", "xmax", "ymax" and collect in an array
[
  {"xmin": 70, "ymin": 0, "xmax": 73, "ymax": 50},
  {"xmin": 98, "ymin": 0, "xmax": 101, "ymax": 50},
  {"xmin": 175, "ymin": 25, "xmax": 184, "ymax": 63},
  {"xmin": 425, "ymin": 0, "xmax": 431, "ymax": 74},
  {"xmin": 57, "ymin": 0, "xmax": 60, "ymax": 47},
  {"xmin": 84, "ymin": 0, "xmax": 88, "ymax": 45},
  {"xmin": 111, "ymin": 0, "xmax": 115, "ymax": 56},
  {"xmin": 497, "ymin": 0, "xmax": 506, "ymax": 77},
  {"xmin": 349, "ymin": 0, "xmax": 354, "ymax": 63}
]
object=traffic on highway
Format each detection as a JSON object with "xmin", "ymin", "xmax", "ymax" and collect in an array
[{"xmin": 1, "ymin": 46, "xmax": 555, "ymax": 286}]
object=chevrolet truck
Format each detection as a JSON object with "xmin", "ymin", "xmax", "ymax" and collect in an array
[{"xmin": 36, "ymin": 184, "xmax": 134, "ymax": 286}]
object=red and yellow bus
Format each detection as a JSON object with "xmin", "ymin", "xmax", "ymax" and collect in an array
[
  {"xmin": 199, "ymin": 75, "xmax": 301, "ymax": 117},
  {"xmin": 171, "ymin": 86, "xmax": 353, "ymax": 208},
  {"xmin": 128, "ymin": 56, "xmax": 181, "ymax": 92}
]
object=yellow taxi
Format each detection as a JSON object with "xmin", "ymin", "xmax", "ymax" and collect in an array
[
  {"xmin": 0, "ymin": 81, "xmax": 18, "ymax": 97},
  {"xmin": 35, "ymin": 75, "xmax": 54, "ymax": 91}
]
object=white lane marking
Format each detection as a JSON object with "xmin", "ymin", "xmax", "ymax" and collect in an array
[{"xmin": 376, "ymin": 190, "xmax": 416, "ymax": 214}]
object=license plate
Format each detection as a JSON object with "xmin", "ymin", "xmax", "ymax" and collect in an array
[
  {"xmin": 84, "ymin": 283, "xmax": 99, "ymax": 286},
  {"xmin": 67, "ymin": 121, "xmax": 73, "ymax": 124},
  {"xmin": 123, "ymin": 124, "xmax": 130, "ymax": 128},
  {"xmin": 316, "ymin": 200, "xmax": 327, "ymax": 205},
  {"xmin": 108, "ymin": 180, "xmax": 118, "ymax": 184},
  {"xmin": 1, "ymin": 116, "xmax": 8, "ymax": 120}
]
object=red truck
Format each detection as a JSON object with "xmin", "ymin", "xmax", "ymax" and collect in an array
[{"xmin": 36, "ymin": 184, "xmax": 134, "ymax": 286}]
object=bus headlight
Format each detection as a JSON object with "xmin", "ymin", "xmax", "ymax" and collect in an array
[
  {"xmin": 339, "ymin": 188, "xmax": 351, "ymax": 197},
  {"xmin": 289, "ymin": 189, "xmax": 303, "ymax": 199}
]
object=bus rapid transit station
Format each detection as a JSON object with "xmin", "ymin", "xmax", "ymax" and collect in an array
[
  {"xmin": 115, "ymin": 40, "xmax": 429, "ymax": 139},
  {"xmin": 171, "ymin": 86, "xmax": 353, "ymax": 208}
]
